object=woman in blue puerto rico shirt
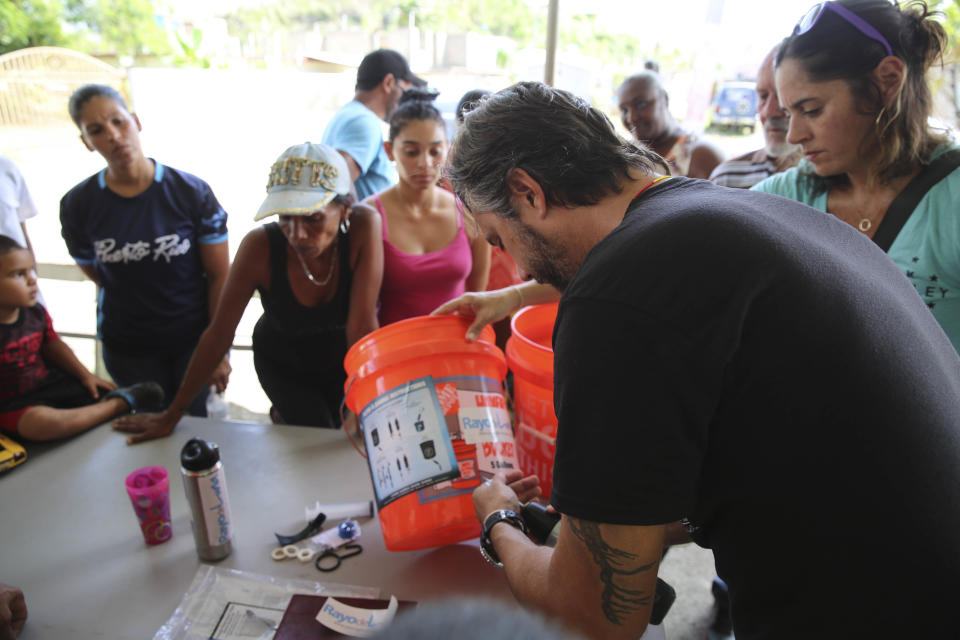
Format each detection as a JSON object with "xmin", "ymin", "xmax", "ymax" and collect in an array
[{"xmin": 60, "ymin": 84, "xmax": 231, "ymax": 417}]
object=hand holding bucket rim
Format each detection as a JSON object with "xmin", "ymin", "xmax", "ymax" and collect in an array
[{"xmin": 430, "ymin": 289, "xmax": 522, "ymax": 342}]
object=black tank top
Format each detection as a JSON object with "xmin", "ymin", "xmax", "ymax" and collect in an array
[{"xmin": 252, "ymin": 222, "xmax": 352, "ymax": 372}]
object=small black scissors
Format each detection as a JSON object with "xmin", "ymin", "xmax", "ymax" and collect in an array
[{"xmin": 314, "ymin": 543, "xmax": 363, "ymax": 572}]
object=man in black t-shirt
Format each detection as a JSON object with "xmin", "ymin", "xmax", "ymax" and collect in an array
[{"xmin": 449, "ymin": 82, "xmax": 960, "ymax": 640}]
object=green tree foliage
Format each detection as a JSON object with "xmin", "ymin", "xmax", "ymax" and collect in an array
[
  {"xmin": 558, "ymin": 13, "xmax": 692, "ymax": 73},
  {"xmin": 940, "ymin": 0, "xmax": 960, "ymax": 57},
  {"xmin": 1, "ymin": 0, "xmax": 171, "ymax": 57},
  {"xmin": 225, "ymin": 0, "xmax": 366, "ymax": 45},
  {"xmin": 175, "ymin": 27, "xmax": 210, "ymax": 68},
  {"xmin": 67, "ymin": 0, "xmax": 172, "ymax": 57},
  {"xmin": 560, "ymin": 14, "xmax": 639, "ymax": 62},
  {"xmin": 415, "ymin": 0, "xmax": 538, "ymax": 44},
  {"xmin": 219, "ymin": 0, "xmax": 675, "ymax": 75},
  {"xmin": 223, "ymin": 0, "xmax": 541, "ymax": 50},
  {"xmin": 933, "ymin": 1, "xmax": 960, "ymax": 123},
  {"xmin": 0, "ymin": 0, "xmax": 73, "ymax": 54}
]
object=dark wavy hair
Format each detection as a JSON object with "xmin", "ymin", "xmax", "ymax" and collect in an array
[
  {"xmin": 448, "ymin": 81, "xmax": 668, "ymax": 219},
  {"xmin": 777, "ymin": 0, "xmax": 948, "ymax": 188},
  {"xmin": 0, "ymin": 234, "xmax": 26, "ymax": 256},
  {"xmin": 388, "ymin": 88, "xmax": 444, "ymax": 143},
  {"xmin": 68, "ymin": 84, "xmax": 129, "ymax": 129},
  {"xmin": 455, "ymin": 89, "xmax": 491, "ymax": 125}
]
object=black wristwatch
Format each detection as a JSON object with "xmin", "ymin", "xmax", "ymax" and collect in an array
[{"xmin": 480, "ymin": 509, "xmax": 527, "ymax": 568}]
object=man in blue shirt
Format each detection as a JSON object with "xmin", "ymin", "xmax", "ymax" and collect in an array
[{"xmin": 322, "ymin": 49, "xmax": 425, "ymax": 199}]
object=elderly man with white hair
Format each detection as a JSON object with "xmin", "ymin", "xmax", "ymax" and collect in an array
[{"xmin": 709, "ymin": 46, "xmax": 801, "ymax": 189}]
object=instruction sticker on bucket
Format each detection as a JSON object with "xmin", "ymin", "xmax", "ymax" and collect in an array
[
  {"xmin": 360, "ymin": 377, "xmax": 459, "ymax": 509},
  {"xmin": 456, "ymin": 390, "xmax": 518, "ymax": 474}
]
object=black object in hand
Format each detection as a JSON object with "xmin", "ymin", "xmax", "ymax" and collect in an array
[
  {"xmin": 650, "ymin": 578, "xmax": 676, "ymax": 625},
  {"xmin": 520, "ymin": 502, "xmax": 560, "ymax": 545}
]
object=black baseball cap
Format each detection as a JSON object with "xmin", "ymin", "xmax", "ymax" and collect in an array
[{"xmin": 356, "ymin": 49, "xmax": 426, "ymax": 91}]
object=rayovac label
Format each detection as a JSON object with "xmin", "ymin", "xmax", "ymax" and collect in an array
[
  {"xmin": 455, "ymin": 389, "xmax": 518, "ymax": 474},
  {"xmin": 197, "ymin": 468, "xmax": 232, "ymax": 546},
  {"xmin": 316, "ymin": 596, "xmax": 398, "ymax": 637}
]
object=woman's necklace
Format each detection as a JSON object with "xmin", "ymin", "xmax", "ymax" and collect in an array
[
  {"xmin": 839, "ymin": 205, "xmax": 882, "ymax": 235},
  {"xmin": 856, "ymin": 216, "xmax": 876, "ymax": 233},
  {"xmin": 293, "ymin": 241, "xmax": 338, "ymax": 287}
]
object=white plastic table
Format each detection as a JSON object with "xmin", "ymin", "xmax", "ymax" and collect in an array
[{"xmin": 0, "ymin": 417, "xmax": 512, "ymax": 639}]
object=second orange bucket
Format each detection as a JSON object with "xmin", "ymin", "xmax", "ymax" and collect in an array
[
  {"xmin": 344, "ymin": 315, "xmax": 519, "ymax": 551},
  {"xmin": 506, "ymin": 303, "xmax": 559, "ymax": 498}
]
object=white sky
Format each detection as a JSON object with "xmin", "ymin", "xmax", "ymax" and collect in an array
[
  {"xmin": 560, "ymin": 0, "xmax": 814, "ymax": 36},
  {"xmin": 557, "ymin": 0, "xmax": 818, "ymax": 73},
  {"xmin": 163, "ymin": 0, "xmax": 820, "ymax": 79},
  {"xmin": 167, "ymin": 0, "xmax": 817, "ymax": 50}
]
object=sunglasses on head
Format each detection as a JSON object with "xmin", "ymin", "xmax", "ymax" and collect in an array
[{"xmin": 794, "ymin": 1, "xmax": 893, "ymax": 57}]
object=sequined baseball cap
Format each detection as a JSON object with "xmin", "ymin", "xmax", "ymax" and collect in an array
[{"xmin": 253, "ymin": 142, "xmax": 351, "ymax": 221}]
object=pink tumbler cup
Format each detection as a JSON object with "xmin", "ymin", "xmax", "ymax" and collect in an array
[{"xmin": 124, "ymin": 466, "xmax": 172, "ymax": 545}]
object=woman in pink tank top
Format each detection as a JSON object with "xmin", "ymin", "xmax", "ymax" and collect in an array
[{"xmin": 364, "ymin": 89, "xmax": 490, "ymax": 326}]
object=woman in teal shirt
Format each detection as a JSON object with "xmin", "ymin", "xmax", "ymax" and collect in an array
[{"xmin": 753, "ymin": 0, "xmax": 960, "ymax": 352}]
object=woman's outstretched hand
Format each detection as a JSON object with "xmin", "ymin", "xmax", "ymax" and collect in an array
[{"xmin": 113, "ymin": 411, "xmax": 180, "ymax": 446}]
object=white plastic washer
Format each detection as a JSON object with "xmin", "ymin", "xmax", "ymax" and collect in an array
[
  {"xmin": 271, "ymin": 547, "xmax": 287, "ymax": 561},
  {"xmin": 297, "ymin": 547, "xmax": 317, "ymax": 562},
  {"xmin": 283, "ymin": 545, "xmax": 300, "ymax": 558}
]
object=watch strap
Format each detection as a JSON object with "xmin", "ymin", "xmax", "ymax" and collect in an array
[{"xmin": 480, "ymin": 509, "xmax": 527, "ymax": 568}]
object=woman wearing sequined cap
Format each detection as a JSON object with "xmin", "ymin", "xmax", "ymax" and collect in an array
[
  {"xmin": 753, "ymin": 0, "xmax": 960, "ymax": 352},
  {"xmin": 115, "ymin": 143, "xmax": 382, "ymax": 441}
]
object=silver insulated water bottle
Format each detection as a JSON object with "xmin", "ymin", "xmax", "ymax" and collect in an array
[{"xmin": 180, "ymin": 437, "xmax": 233, "ymax": 561}]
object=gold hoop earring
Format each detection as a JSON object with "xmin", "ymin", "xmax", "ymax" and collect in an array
[{"xmin": 875, "ymin": 106, "xmax": 887, "ymax": 126}]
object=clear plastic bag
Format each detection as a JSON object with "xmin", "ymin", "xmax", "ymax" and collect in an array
[{"xmin": 153, "ymin": 565, "xmax": 379, "ymax": 640}]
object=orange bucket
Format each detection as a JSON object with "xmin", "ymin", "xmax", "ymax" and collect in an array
[
  {"xmin": 344, "ymin": 315, "xmax": 518, "ymax": 551},
  {"xmin": 506, "ymin": 303, "xmax": 558, "ymax": 498}
]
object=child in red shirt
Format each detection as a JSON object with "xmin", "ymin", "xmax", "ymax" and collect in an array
[{"xmin": 0, "ymin": 235, "xmax": 162, "ymax": 440}]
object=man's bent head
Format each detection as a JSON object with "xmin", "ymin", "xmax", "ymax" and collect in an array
[{"xmin": 449, "ymin": 81, "xmax": 667, "ymax": 220}]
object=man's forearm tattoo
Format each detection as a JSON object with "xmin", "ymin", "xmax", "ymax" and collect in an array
[{"xmin": 568, "ymin": 518, "xmax": 656, "ymax": 625}]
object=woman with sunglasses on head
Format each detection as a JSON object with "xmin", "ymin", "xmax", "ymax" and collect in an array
[
  {"xmin": 363, "ymin": 89, "xmax": 490, "ymax": 326},
  {"xmin": 114, "ymin": 143, "xmax": 382, "ymax": 443},
  {"xmin": 754, "ymin": 0, "xmax": 960, "ymax": 351}
]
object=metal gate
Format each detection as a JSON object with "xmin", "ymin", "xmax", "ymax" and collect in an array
[{"xmin": 0, "ymin": 46, "xmax": 127, "ymax": 126}]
